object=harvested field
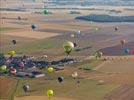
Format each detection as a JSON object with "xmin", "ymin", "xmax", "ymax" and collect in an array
[{"xmin": 104, "ymin": 85, "xmax": 134, "ymax": 100}]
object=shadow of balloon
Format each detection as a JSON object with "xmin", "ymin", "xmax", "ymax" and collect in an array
[{"xmin": 75, "ymin": 46, "xmax": 92, "ymax": 52}]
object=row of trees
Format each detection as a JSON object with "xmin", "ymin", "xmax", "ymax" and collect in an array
[{"xmin": 75, "ymin": 14, "xmax": 134, "ymax": 22}]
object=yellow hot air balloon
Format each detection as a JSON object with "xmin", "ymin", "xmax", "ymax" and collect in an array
[
  {"xmin": 8, "ymin": 51, "xmax": 16, "ymax": 56},
  {"xmin": 47, "ymin": 67, "xmax": 54, "ymax": 73},
  {"xmin": 47, "ymin": 89, "xmax": 54, "ymax": 99},
  {"xmin": 63, "ymin": 41, "xmax": 74, "ymax": 55}
]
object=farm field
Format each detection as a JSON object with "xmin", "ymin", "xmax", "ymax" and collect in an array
[{"xmin": 0, "ymin": 0, "xmax": 134, "ymax": 100}]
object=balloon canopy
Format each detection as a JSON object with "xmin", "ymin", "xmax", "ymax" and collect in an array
[
  {"xmin": 23, "ymin": 85, "xmax": 30, "ymax": 92},
  {"xmin": 123, "ymin": 48, "xmax": 130, "ymax": 54},
  {"xmin": 44, "ymin": 9, "xmax": 48, "ymax": 15},
  {"xmin": 58, "ymin": 76, "xmax": 64, "ymax": 83},
  {"xmin": 72, "ymin": 72, "xmax": 78, "ymax": 78},
  {"xmin": 47, "ymin": 67, "xmax": 54, "ymax": 73},
  {"xmin": 12, "ymin": 40, "xmax": 17, "ymax": 45},
  {"xmin": 10, "ymin": 68, "xmax": 17, "ymax": 75},
  {"xmin": 63, "ymin": 41, "xmax": 74, "ymax": 55},
  {"xmin": 94, "ymin": 51, "xmax": 103, "ymax": 59},
  {"xmin": 8, "ymin": 51, "xmax": 16, "ymax": 56},
  {"xmin": 47, "ymin": 89, "xmax": 54, "ymax": 99},
  {"xmin": 120, "ymin": 40, "xmax": 126, "ymax": 45},
  {"xmin": 0, "ymin": 65, "xmax": 7, "ymax": 72},
  {"xmin": 31, "ymin": 24, "xmax": 37, "ymax": 30}
]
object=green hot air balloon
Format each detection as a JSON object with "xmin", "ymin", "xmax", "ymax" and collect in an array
[
  {"xmin": 94, "ymin": 51, "xmax": 103, "ymax": 59},
  {"xmin": 44, "ymin": 9, "xmax": 48, "ymax": 15},
  {"xmin": 0, "ymin": 65, "xmax": 7, "ymax": 72},
  {"xmin": 63, "ymin": 41, "xmax": 74, "ymax": 56}
]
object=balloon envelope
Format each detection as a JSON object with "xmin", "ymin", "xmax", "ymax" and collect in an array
[
  {"xmin": 47, "ymin": 90, "xmax": 54, "ymax": 98},
  {"xmin": 72, "ymin": 72, "xmax": 78, "ymax": 78},
  {"xmin": 0, "ymin": 65, "xmax": 7, "ymax": 72},
  {"xmin": 120, "ymin": 40, "xmax": 126, "ymax": 45},
  {"xmin": 8, "ymin": 51, "xmax": 16, "ymax": 56},
  {"xmin": 23, "ymin": 85, "xmax": 30, "ymax": 92},
  {"xmin": 44, "ymin": 9, "xmax": 48, "ymax": 15},
  {"xmin": 63, "ymin": 41, "xmax": 74, "ymax": 55},
  {"xmin": 58, "ymin": 76, "xmax": 64, "ymax": 83},
  {"xmin": 123, "ymin": 48, "xmax": 130, "ymax": 54},
  {"xmin": 12, "ymin": 40, "xmax": 17, "ymax": 45},
  {"xmin": 31, "ymin": 24, "xmax": 37, "ymax": 30},
  {"xmin": 10, "ymin": 68, "xmax": 17, "ymax": 75},
  {"xmin": 47, "ymin": 67, "xmax": 54, "ymax": 73}
]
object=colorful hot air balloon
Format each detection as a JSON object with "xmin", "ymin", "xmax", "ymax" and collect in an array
[
  {"xmin": 63, "ymin": 41, "xmax": 74, "ymax": 56},
  {"xmin": 10, "ymin": 68, "xmax": 17, "ymax": 75},
  {"xmin": 47, "ymin": 67, "xmax": 54, "ymax": 73},
  {"xmin": 47, "ymin": 89, "xmax": 54, "ymax": 99}
]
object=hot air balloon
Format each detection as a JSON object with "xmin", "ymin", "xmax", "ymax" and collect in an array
[
  {"xmin": 77, "ymin": 30, "xmax": 81, "ymax": 37},
  {"xmin": 70, "ymin": 34, "xmax": 75, "ymax": 38},
  {"xmin": 72, "ymin": 72, "xmax": 78, "ymax": 79},
  {"xmin": 58, "ymin": 76, "xmax": 64, "ymax": 83},
  {"xmin": 63, "ymin": 41, "xmax": 74, "ymax": 56},
  {"xmin": 47, "ymin": 67, "xmax": 54, "ymax": 73},
  {"xmin": 73, "ymin": 42, "xmax": 77, "ymax": 47},
  {"xmin": 8, "ymin": 51, "xmax": 16, "ymax": 57},
  {"xmin": 123, "ymin": 48, "xmax": 130, "ymax": 54},
  {"xmin": 120, "ymin": 40, "xmax": 126, "ymax": 46},
  {"xmin": 31, "ymin": 24, "xmax": 37, "ymax": 31},
  {"xmin": 114, "ymin": 27, "xmax": 118, "ymax": 31},
  {"xmin": 94, "ymin": 51, "xmax": 103, "ymax": 59},
  {"xmin": 10, "ymin": 68, "xmax": 17, "ymax": 75},
  {"xmin": 47, "ymin": 89, "xmax": 54, "ymax": 99},
  {"xmin": 23, "ymin": 85, "xmax": 30, "ymax": 93},
  {"xmin": 44, "ymin": 9, "xmax": 48, "ymax": 15},
  {"xmin": 0, "ymin": 65, "xmax": 7, "ymax": 72},
  {"xmin": 18, "ymin": 16, "xmax": 21, "ymax": 20},
  {"xmin": 131, "ymin": 48, "xmax": 134, "ymax": 54},
  {"xmin": 12, "ymin": 40, "xmax": 17, "ymax": 45},
  {"xmin": 19, "ymin": 61, "xmax": 24, "ymax": 70}
]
